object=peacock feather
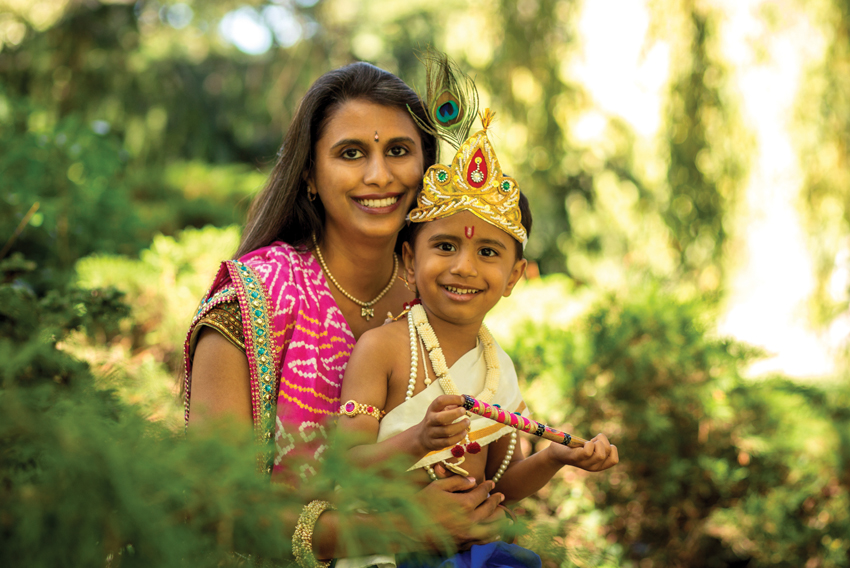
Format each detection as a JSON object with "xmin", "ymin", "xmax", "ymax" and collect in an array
[{"xmin": 409, "ymin": 50, "xmax": 479, "ymax": 153}]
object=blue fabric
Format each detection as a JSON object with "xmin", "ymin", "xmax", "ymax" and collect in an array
[{"xmin": 398, "ymin": 542, "xmax": 541, "ymax": 568}]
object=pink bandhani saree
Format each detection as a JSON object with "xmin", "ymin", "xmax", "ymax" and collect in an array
[{"xmin": 183, "ymin": 242, "xmax": 354, "ymax": 480}]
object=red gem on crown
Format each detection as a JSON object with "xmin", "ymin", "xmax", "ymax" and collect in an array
[{"xmin": 466, "ymin": 149, "xmax": 489, "ymax": 188}]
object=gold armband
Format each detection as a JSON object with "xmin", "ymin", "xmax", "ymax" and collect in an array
[
  {"xmin": 292, "ymin": 500, "xmax": 336, "ymax": 568},
  {"xmin": 338, "ymin": 400, "xmax": 385, "ymax": 421}
]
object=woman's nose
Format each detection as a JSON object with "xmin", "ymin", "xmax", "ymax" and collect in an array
[{"xmin": 363, "ymin": 155, "xmax": 393, "ymax": 187}]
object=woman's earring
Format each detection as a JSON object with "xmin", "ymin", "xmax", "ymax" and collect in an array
[{"xmin": 307, "ymin": 189, "xmax": 317, "ymax": 202}]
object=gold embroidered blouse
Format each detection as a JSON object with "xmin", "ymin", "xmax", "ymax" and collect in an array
[{"xmin": 193, "ymin": 299, "xmax": 245, "ymax": 352}]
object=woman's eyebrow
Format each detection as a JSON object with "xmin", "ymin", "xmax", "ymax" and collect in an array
[
  {"xmin": 385, "ymin": 136, "xmax": 417, "ymax": 146},
  {"xmin": 329, "ymin": 138, "xmax": 367, "ymax": 151},
  {"xmin": 328, "ymin": 136, "xmax": 417, "ymax": 151}
]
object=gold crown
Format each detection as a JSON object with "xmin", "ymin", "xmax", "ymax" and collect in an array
[{"xmin": 408, "ymin": 110, "xmax": 527, "ymax": 247}]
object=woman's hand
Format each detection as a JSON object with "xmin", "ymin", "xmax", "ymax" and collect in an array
[
  {"xmin": 416, "ymin": 395, "xmax": 470, "ymax": 453},
  {"xmin": 416, "ymin": 474, "xmax": 505, "ymax": 550},
  {"xmin": 545, "ymin": 433, "xmax": 619, "ymax": 472}
]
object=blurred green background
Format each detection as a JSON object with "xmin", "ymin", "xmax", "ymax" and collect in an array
[{"xmin": 2, "ymin": 0, "xmax": 850, "ymax": 566}]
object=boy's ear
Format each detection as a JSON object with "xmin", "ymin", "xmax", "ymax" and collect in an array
[
  {"xmin": 402, "ymin": 242, "xmax": 416, "ymax": 282},
  {"xmin": 502, "ymin": 258, "xmax": 527, "ymax": 298}
]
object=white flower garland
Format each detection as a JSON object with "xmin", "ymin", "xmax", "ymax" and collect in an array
[{"xmin": 409, "ymin": 304, "xmax": 500, "ymax": 402}]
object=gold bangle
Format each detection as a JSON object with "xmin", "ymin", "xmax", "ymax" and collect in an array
[
  {"xmin": 292, "ymin": 500, "xmax": 336, "ymax": 568},
  {"xmin": 338, "ymin": 400, "xmax": 385, "ymax": 421}
]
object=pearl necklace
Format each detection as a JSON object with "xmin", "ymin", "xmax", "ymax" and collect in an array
[
  {"xmin": 312, "ymin": 233, "xmax": 397, "ymax": 320},
  {"xmin": 405, "ymin": 304, "xmax": 516, "ymax": 483}
]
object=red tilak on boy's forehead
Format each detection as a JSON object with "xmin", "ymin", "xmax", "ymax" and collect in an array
[{"xmin": 465, "ymin": 226, "xmax": 475, "ymax": 239}]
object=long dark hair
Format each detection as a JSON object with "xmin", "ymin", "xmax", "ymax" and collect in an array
[{"xmin": 235, "ymin": 62, "xmax": 438, "ymax": 258}]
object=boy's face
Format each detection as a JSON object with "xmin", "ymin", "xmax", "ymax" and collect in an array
[{"xmin": 403, "ymin": 210, "xmax": 527, "ymax": 328}]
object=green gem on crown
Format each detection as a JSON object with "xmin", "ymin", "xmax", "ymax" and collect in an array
[
  {"xmin": 501, "ymin": 180, "xmax": 511, "ymax": 191},
  {"xmin": 437, "ymin": 170, "xmax": 448, "ymax": 182}
]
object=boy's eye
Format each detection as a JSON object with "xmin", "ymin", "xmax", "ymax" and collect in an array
[
  {"xmin": 479, "ymin": 247, "xmax": 498, "ymax": 257},
  {"xmin": 342, "ymin": 148, "xmax": 364, "ymax": 159},
  {"xmin": 436, "ymin": 242, "xmax": 456, "ymax": 252},
  {"xmin": 388, "ymin": 146, "xmax": 409, "ymax": 157}
]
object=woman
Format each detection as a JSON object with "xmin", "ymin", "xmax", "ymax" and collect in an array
[{"xmin": 183, "ymin": 62, "xmax": 508, "ymax": 565}]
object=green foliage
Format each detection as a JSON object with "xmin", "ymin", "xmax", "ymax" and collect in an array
[
  {"xmin": 0, "ymin": 258, "xmax": 276, "ymax": 566},
  {"xmin": 0, "ymin": 2, "xmax": 280, "ymax": 292},
  {"xmin": 3, "ymin": 0, "xmax": 848, "ymax": 565},
  {"xmin": 0, "ymin": 257, "xmax": 449, "ymax": 567},
  {"xmin": 69, "ymin": 225, "xmax": 240, "ymax": 424},
  {"xmin": 661, "ymin": 3, "xmax": 750, "ymax": 286},
  {"xmin": 493, "ymin": 277, "xmax": 850, "ymax": 567},
  {"xmin": 0, "ymin": 91, "xmax": 143, "ymax": 290},
  {"xmin": 795, "ymin": 0, "xmax": 850, "ymax": 353}
]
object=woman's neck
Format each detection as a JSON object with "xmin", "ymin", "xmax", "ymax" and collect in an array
[{"xmin": 317, "ymin": 228, "xmax": 398, "ymax": 300}]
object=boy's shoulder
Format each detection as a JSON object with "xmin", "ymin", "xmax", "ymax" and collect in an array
[
  {"xmin": 347, "ymin": 318, "xmax": 412, "ymax": 376},
  {"xmin": 355, "ymin": 317, "xmax": 411, "ymax": 353}
]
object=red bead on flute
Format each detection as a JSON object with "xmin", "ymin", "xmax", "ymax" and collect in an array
[{"xmin": 461, "ymin": 394, "xmax": 588, "ymax": 448}]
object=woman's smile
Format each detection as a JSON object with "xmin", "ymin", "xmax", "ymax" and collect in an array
[{"xmin": 351, "ymin": 193, "xmax": 404, "ymax": 211}]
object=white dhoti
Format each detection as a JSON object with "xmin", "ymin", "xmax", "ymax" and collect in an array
[{"xmin": 336, "ymin": 338, "xmax": 527, "ymax": 568}]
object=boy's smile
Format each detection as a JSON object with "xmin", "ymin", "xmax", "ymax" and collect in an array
[{"xmin": 403, "ymin": 211, "xmax": 527, "ymax": 333}]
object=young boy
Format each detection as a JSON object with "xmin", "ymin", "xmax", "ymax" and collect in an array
[{"xmin": 336, "ymin": 109, "xmax": 618, "ymax": 506}]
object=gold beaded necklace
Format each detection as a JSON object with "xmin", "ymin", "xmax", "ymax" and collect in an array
[{"xmin": 311, "ymin": 233, "xmax": 398, "ymax": 321}]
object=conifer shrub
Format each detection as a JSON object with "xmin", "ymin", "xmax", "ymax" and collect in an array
[
  {"xmin": 497, "ymin": 281, "xmax": 850, "ymax": 567},
  {"xmin": 68, "ymin": 225, "xmax": 240, "ymax": 425},
  {"xmin": 0, "ymin": 257, "xmax": 437, "ymax": 567}
]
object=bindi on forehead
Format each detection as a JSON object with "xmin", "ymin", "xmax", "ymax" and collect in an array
[{"xmin": 465, "ymin": 226, "xmax": 475, "ymax": 239}]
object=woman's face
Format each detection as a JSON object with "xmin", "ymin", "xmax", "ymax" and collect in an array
[{"xmin": 308, "ymin": 99, "xmax": 425, "ymax": 242}]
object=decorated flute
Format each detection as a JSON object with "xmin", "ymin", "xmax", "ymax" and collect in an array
[{"xmin": 461, "ymin": 394, "xmax": 588, "ymax": 448}]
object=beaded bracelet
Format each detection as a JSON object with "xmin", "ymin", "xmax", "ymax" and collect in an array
[
  {"xmin": 338, "ymin": 400, "xmax": 385, "ymax": 421},
  {"xmin": 292, "ymin": 500, "xmax": 336, "ymax": 568}
]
